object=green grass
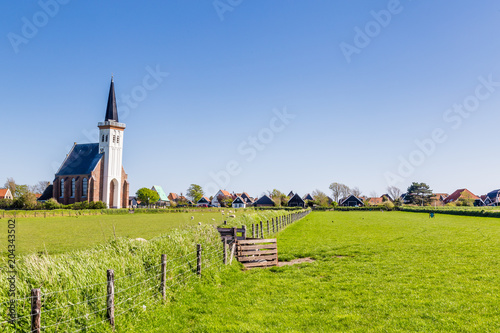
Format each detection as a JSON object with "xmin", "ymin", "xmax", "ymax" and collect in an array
[
  {"xmin": 125, "ymin": 211, "xmax": 500, "ymax": 332},
  {"xmin": 0, "ymin": 212, "xmax": 227, "ymax": 255}
]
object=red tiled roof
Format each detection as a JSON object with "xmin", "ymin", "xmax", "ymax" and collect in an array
[
  {"xmin": 0, "ymin": 189, "xmax": 11, "ymax": 198},
  {"xmin": 219, "ymin": 190, "xmax": 231, "ymax": 196},
  {"xmin": 367, "ymin": 197, "xmax": 383, "ymax": 205},
  {"xmin": 168, "ymin": 193, "xmax": 178, "ymax": 200},
  {"xmin": 443, "ymin": 189, "xmax": 479, "ymax": 204}
]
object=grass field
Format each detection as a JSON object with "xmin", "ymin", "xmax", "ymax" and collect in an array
[
  {"xmin": 123, "ymin": 211, "xmax": 500, "ymax": 332},
  {"xmin": 0, "ymin": 212, "xmax": 228, "ymax": 255}
]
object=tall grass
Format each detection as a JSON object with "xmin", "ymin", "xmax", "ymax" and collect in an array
[
  {"xmin": 0, "ymin": 223, "xmax": 222, "ymax": 332},
  {"xmin": 0, "ymin": 209, "xmax": 302, "ymax": 332}
]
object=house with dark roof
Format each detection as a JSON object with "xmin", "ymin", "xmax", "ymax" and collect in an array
[
  {"xmin": 0, "ymin": 188, "xmax": 13, "ymax": 200},
  {"xmin": 287, "ymin": 191, "xmax": 294, "ymax": 198},
  {"xmin": 287, "ymin": 193, "xmax": 305, "ymax": 208},
  {"xmin": 197, "ymin": 197, "xmax": 210, "ymax": 207},
  {"xmin": 339, "ymin": 195, "xmax": 364, "ymax": 207},
  {"xmin": 302, "ymin": 193, "xmax": 314, "ymax": 201},
  {"xmin": 485, "ymin": 189, "xmax": 500, "ymax": 206},
  {"xmin": 52, "ymin": 79, "xmax": 129, "ymax": 208},
  {"xmin": 232, "ymin": 196, "xmax": 246, "ymax": 208},
  {"xmin": 253, "ymin": 195, "xmax": 275, "ymax": 207},
  {"xmin": 443, "ymin": 189, "xmax": 478, "ymax": 205},
  {"xmin": 37, "ymin": 185, "xmax": 53, "ymax": 203}
]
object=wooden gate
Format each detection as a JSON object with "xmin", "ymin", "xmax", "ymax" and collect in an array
[{"xmin": 236, "ymin": 239, "xmax": 278, "ymax": 268}]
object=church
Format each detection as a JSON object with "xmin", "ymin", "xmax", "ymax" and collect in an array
[{"xmin": 52, "ymin": 79, "xmax": 129, "ymax": 208}]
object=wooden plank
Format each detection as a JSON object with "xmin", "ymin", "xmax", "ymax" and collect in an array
[
  {"xmin": 237, "ymin": 239, "xmax": 276, "ymax": 245},
  {"xmin": 217, "ymin": 228, "xmax": 246, "ymax": 233},
  {"xmin": 243, "ymin": 261, "xmax": 277, "ymax": 268},
  {"xmin": 238, "ymin": 244, "xmax": 277, "ymax": 251},
  {"xmin": 239, "ymin": 249, "xmax": 277, "ymax": 256},
  {"xmin": 238, "ymin": 255, "xmax": 277, "ymax": 262}
]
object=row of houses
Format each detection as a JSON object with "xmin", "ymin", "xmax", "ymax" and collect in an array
[{"xmin": 129, "ymin": 187, "xmax": 325, "ymax": 208}]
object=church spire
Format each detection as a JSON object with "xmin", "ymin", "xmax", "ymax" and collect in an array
[{"xmin": 105, "ymin": 76, "xmax": 118, "ymax": 122}]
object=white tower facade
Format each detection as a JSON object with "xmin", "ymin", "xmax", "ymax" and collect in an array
[{"xmin": 98, "ymin": 78, "xmax": 126, "ymax": 208}]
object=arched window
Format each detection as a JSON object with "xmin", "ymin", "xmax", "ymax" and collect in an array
[
  {"xmin": 82, "ymin": 178, "xmax": 88, "ymax": 197},
  {"xmin": 102, "ymin": 135, "xmax": 104, "ymax": 142},
  {"xmin": 60, "ymin": 179, "xmax": 64, "ymax": 198},
  {"xmin": 113, "ymin": 135, "xmax": 116, "ymax": 143},
  {"xmin": 71, "ymin": 178, "xmax": 75, "ymax": 198},
  {"xmin": 117, "ymin": 135, "xmax": 120, "ymax": 144}
]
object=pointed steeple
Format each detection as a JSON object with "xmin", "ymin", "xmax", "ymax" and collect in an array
[{"xmin": 105, "ymin": 76, "xmax": 118, "ymax": 122}]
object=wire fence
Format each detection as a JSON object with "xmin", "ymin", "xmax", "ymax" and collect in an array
[{"xmin": 1, "ymin": 210, "xmax": 309, "ymax": 332}]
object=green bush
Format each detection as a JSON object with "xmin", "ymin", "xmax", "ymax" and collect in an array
[{"xmin": 44, "ymin": 198, "xmax": 60, "ymax": 210}]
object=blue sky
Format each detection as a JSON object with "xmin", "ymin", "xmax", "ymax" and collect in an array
[{"xmin": 2, "ymin": 0, "xmax": 500, "ymax": 198}]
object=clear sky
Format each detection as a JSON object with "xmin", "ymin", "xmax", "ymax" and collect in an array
[{"xmin": 2, "ymin": 0, "xmax": 500, "ymax": 199}]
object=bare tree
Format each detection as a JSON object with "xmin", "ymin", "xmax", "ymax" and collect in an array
[
  {"xmin": 32, "ymin": 181, "xmax": 50, "ymax": 194},
  {"xmin": 369, "ymin": 191, "xmax": 378, "ymax": 198},
  {"xmin": 386, "ymin": 186, "xmax": 403, "ymax": 201},
  {"xmin": 351, "ymin": 187, "xmax": 362, "ymax": 197},
  {"xmin": 312, "ymin": 189, "xmax": 329, "ymax": 206},
  {"xmin": 4, "ymin": 178, "xmax": 16, "ymax": 197},
  {"xmin": 329, "ymin": 183, "xmax": 351, "ymax": 203}
]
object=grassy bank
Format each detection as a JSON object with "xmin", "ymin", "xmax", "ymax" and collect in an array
[{"xmin": 127, "ymin": 211, "xmax": 500, "ymax": 332}]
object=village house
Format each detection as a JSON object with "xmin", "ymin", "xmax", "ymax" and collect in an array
[
  {"xmin": 0, "ymin": 188, "xmax": 13, "ymax": 200},
  {"xmin": 151, "ymin": 185, "xmax": 170, "ymax": 206},
  {"xmin": 443, "ymin": 189, "xmax": 478, "ymax": 205},
  {"xmin": 287, "ymin": 193, "xmax": 305, "ymax": 208},
  {"xmin": 232, "ymin": 196, "xmax": 246, "ymax": 208},
  {"xmin": 211, "ymin": 190, "xmax": 232, "ymax": 207},
  {"xmin": 196, "ymin": 196, "xmax": 210, "ymax": 207},
  {"xmin": 253, "ymin": 195, "xmax": 275, "ymax": 207},
  {"xmin": 339, "ymin": 195, "xmax": 364, "ymax": 207}
]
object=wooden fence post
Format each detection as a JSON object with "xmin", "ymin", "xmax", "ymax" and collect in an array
[
  {"xmin": 256, "ymin": 223, "xmax": 259, "ymax": 239},
  {"xmin": 242, "ymin": 225, "xmax": 247, "ymax": 239},
  {"xmin": 224, "ymin": 220, "xmax": 227, "ymax": 225},
  {"xmin": 161, "ymin": 254, "xmax": 167, "ymax": 301},
  {"xmin": 260, "ymin": 221, "xmax": 264, "ymax": 238},
  {"xmin": 252, "ymin": 224, "xmax": 255, "ymax": 238},
  {"xmin": 223, "ymin": 238, "xmax": 227, "ymax": 265},
  {"xmin": 267, "ymin": 220, "xmax": 270, "ymax": 235},
  {"xmin": 272, "ymin": 218, "xmax": 275, "ymax": 233},
  {"xmin": 107, "ymin": 269, "xmax": 115, "ymax": 330},
  {"xmin": 197, "ymin": 244, "xmax": 202, "ymax": 276},
  {"xmin": 232, "ymin": 227, "xmax": 237, "ymax": 241},
  {"xmin": 31, "ymin": 288, "xmax": 41, "ymax": 333}
]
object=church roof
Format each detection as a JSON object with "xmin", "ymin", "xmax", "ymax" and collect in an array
[
  {"xmin": 105, "ymin": 78, "xmax": 119, "ymax": 122},
  {"xmin": 37, "ymin": 185, "xmax": 53, "ymax": 201},
  {"xmin": 56, "ymin": 143, "xmax": 103, "ymax": 176}
]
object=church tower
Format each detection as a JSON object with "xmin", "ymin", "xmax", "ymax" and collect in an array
[{"xmin": 98, "ymin": 78, "xmax": 126, "ymax": 208}]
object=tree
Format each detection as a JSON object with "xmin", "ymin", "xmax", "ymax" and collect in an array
[
  {"xmin": 136, "ymin": 188, "xmax": 160, "ymax": 206},
  {"xmin": 268, "ymin": 189, "xmax": 287, "ymax": 206},
  {"xmin": 4, "ymin": 178, "xmax": 16, "ymax": 197},
  {"xmin": 369, "ymin": 191, "xmax": 378, "ymax": 198},
  {"xmin": 329, "ymin": 183, "xmax": 351, "ymax": 203},
  {"xmin": 216, "ymin": 194, "xmax": 233, "ymax": 207},
  {"xmin": 312, "ymin": 189, "xmax": 329, "ymax": 207},
  {"xmin": 186, "ymin": 184, "xmax": 204, "ymax": 203},
  {"xmin": 351, "ymin": 187, "xmax": 362, "ymax": 197},
  {"xmin": 386, "ymin": 186, "xmax": 402, "ymax": 202},
  {"xmin": 33, "ymin": 181, "xmax": 50, "ymax": 194},
  {"xmin": 406, "ymin": 182, "xmax": 433, "ymax": 206}
]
